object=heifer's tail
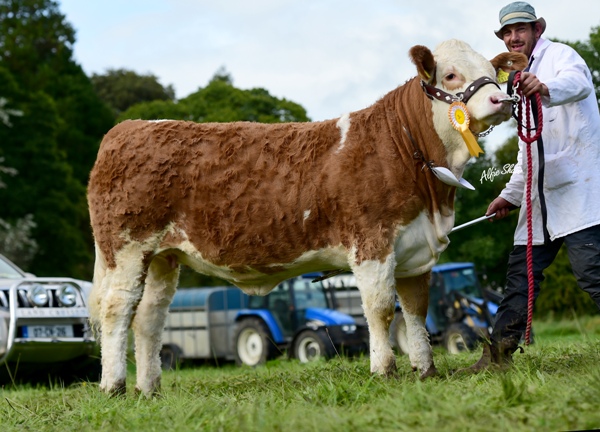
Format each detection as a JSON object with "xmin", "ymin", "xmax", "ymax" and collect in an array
[{"xmin": 88, "ymin": 242, "xmax": 107, "ymax": 339}]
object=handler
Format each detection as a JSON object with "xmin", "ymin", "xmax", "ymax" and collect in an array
[{"xmin": 464, "ymin": 1, "xmax": 600, "ymax": 371}]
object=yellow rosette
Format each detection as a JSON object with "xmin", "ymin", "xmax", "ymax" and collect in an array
[{"xmin": 448, "ymin": 101, "xmax": 484, "ymax": 157}]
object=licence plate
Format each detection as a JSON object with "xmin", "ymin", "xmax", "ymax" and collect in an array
[{"xmin": 23, "ymin": 325, "xmax": 74, "ymax": 338}]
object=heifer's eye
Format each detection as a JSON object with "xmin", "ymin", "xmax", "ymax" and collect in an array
[{"xmin": 442, "ymin": 71, "xmax": 465, "ymax": 90}]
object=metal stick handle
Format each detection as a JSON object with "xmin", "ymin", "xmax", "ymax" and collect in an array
[{"xmin": 450, "ymin": 213, "xmax": 496, "ymax": 233}]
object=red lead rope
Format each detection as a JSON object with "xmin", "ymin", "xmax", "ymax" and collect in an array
[{"xmin": 513, "ymin": 72, "xmax": 543, "ymax": 345}]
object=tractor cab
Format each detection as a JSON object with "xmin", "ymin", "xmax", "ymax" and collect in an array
[{"xmin": 247, "ymin": 274, "xmax": 330, "ymax": 338}]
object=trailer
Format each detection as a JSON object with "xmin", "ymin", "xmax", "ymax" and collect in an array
[
  {"xmin": 160, "ymin": 274, "xmax": 368, "ymax": 369},
  {"xmin": 322, "ymin": 262, "xmax": 499, "ymax": 354}
]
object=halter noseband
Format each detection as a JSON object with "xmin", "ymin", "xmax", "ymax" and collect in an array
[{"xmin": 421, "ymin": 76, "xmax": 500, "ymax": 105}]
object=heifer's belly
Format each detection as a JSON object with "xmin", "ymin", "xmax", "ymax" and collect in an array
[
  {"xmin": 173, "ymin": 239, "xmax": 350, "ymax": 295},
  {"xmin": 393, "ymin": 211, "xmax": 454, "ymax": 277}
]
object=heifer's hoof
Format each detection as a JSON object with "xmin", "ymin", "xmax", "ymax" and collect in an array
[
  {"xmin": 370, "ymin": 354, "xmax": 397, "ymax": 377},
  {"xmin": 101, "ymin": 379, "xmax": 127, "ymax": 397},
  {"xmin": 134, "ymin": 376, "xmax": 162, "ymax": 398},
  {"xmin": 419, "ymin": 365, "xmax": 438, "ymax": 380},
  {"xmin": 134, "ymin": 386, "xmax": 162, "ymax": 399}
]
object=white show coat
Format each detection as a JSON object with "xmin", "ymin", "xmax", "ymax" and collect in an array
[{"xmin": 499, "ymin": 38, "xmax": 600, "ymax": 245}]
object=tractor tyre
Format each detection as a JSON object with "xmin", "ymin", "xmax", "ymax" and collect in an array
[
  {"xmin": 234, "ymin": 317, "xmax": 277, "ymax": 367},
  {"xmin": 291, "ymin": 329, "xmax": 335, "ymax": 363},
  {"xmin": 160, "ymin": 344, "xmax": 182, "ymax": 370},
  {"xmin": 443, "ymin": 323, "xmax": 478, "ymax": 354}
]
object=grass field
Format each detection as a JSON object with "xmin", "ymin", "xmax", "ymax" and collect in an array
[{"xmin": 1, "ymin": 315, "xmax": 599, "ymax": 432}]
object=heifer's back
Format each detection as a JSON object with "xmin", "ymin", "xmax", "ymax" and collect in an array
[{"xmin": 89, "ymin": 118, "xmax": 348, "ymax": 286}]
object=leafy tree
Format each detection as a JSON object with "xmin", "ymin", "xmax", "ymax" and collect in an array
[
  {"xmin": 0, "ymin": 214, "xmax": 38, "ymax": 268},
  {"xmin": 0, "ymin": 69, "xmax": 38, "ymax": 268},
  {"xmin": 119, "ymin": 69, "xmax": 310, "ymax": 123},
  {"xmin": 556, "ymin": 25, "xmax": 600, "ymax": 107},
  {"xmin": 0, "ymin": 0, "xmax": 114, "ymax": 277},
  {"xmin": 0, "ymin": 65, "xmax": 91, "ymax": 277},
  {"xmin": 0, "ymin": 0, "xmax": 114, "ymax": 186},
  {"xmin": 91, "ymin": 68, "xmax": 175, "ymax": 117},
  {"xmin": 440, "ymin": 137, "xmax": 519, "ymax": 290}
]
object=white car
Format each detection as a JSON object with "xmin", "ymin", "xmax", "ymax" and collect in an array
[{"xmin": 0, "ymin": 253, "xmax": 100, "ymax": 383}]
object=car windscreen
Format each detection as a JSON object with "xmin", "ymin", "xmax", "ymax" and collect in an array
[{"xmin": 0, "ymin": 256, "xmax": 25, "ymax": 279}]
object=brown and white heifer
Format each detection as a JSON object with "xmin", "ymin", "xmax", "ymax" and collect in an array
[{"xmin": 87, "ymin": 39, "xmax": 526, "ymax": 396}]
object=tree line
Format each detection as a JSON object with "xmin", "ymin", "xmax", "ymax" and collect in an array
[{"xmin": 1, "ymin": 0, "xmax": 598, "ymax": 316}]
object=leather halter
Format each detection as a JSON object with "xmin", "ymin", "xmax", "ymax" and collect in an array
[{"xmin": 422, "ymin": 76, "xmax": 500, "ymax": 105}]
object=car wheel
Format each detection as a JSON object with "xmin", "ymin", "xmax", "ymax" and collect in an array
[
  {"xmin": 390, "ymin": 313, "xmax": 410, "ymax": 355},
  {"xmin": 160, "ymin": 344, "xmax": 182, "ymax": 370},
  {"xmin": 234, "ymin": 318, "xmax": 277, "ymax": 366},
  {"xmin": 443, "ymin": 323, "xmax": 477, "ymax": 354},
  {"xmin": 292, "ymin": 329, "xmax": 335, "ymax": 363}
]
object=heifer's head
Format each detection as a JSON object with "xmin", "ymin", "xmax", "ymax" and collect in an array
[{"xmin": 410, "ymin": 39, "xmax": 527, "ymax": 164}]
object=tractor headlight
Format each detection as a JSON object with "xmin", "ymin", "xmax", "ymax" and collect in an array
[
  {"xmin": 57, "ymin": 285, "xmax": 77, "ymax": 307},
  {"xmin": 341, "ymin": 324, "xmax": 357, "ymax": 333},
  {"xmin": 28, "ymin": 284, "xmax": 49, "ymax": 307}
]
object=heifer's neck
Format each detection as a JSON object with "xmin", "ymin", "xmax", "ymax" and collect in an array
[{"xmin": 379, "ymin": 78, "xmax": 459, "ymax": 217}]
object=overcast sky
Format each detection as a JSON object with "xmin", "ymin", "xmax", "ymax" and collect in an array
[{"xmin": 58, "ymin": 0, "xmax": 600, "ymax": 150}]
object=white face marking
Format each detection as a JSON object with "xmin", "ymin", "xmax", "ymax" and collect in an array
[
  {"xmin": 303, "ymin": 209, "xmax": 311, "ymax": 221},
  {"xmin": 335, "ymin": 113, "xmax": 351, "ymax": 153},
  {"xmin": 430, "ymin": 39, "xmax": 512, "ymax": 173},
  {"xmin": 147, "ymin": 119, "xmax": 175, "ymax": 123}
]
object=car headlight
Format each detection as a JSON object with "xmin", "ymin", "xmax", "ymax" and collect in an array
[
  {"xmin": 28, "ymin": 284, "xmax": 49, "ymax": 307},
  {"xmin": 57, "ymin": 285, "xmax": 77, "ymax": 307}
]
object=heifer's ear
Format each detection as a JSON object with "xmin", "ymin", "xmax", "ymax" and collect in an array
[
  {"xmin": 490, "ymin": 52, "xmax": 528, "ymax": 83},
  {"xmin": 410, "ymin": 45, "xmax": 436, "ymax": 83}
]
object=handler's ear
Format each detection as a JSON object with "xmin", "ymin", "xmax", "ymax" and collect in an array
[
  {"xmin": 490, "ymin": 52, "xmax": 528, "ymax": 83},
  {"xmin": 410, "ymin": 45, "xmax": 436, "ymax": 84}
]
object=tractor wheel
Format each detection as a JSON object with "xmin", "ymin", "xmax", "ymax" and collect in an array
[
  {"xmin": 160, "ymin": 344, "xmax": 182, "ymax": 370},
  {"xmin": 390, "ymin": 313, "xmax": 410, "ymax": 355},
  {"xmin": 234, "ymin": 318, "xmax": 277, "ymax": 366},
  {"xmin": 292, "ymin": 329, "xmax": 335, "ymax": 363},
  {"xmin": 443, "ymin": 323, "xmax": 478, "ymax": 354}
]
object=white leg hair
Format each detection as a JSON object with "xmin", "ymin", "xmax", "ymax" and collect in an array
[
  {"xmin": 396, "ymin": 274, "xmax": 437, "ymax": 378},
  {"xmin": 353, "ymin": 253, "xmax": 397, "ymax": 375},
  {"xmin": 88, "ymin": 242, "xmax": 109, "ymax": 333},
  {"xmin": 132, "ymin": 255, "xmax": 179, "ymax": 396},
  {"xmin": 97, "ymin": 244, "xmax": 147, "ymax": 394}
]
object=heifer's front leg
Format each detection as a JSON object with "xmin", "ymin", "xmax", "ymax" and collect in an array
[
  {"xmin": 98, "ymin": 265, "xmax": 145, "ymax": 395},
  {"xmin": 353, "ymin": 257, "xmax": 397, "ymax": 376},
  {"xmin": 396, "ymin": 273, "xmax": 437, "ymax": 378},
  {"xmin": 131, "ymin": 255, "xmax": 179, "ymax": 397}
]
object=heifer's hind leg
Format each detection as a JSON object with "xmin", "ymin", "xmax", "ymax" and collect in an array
[
  {"xmin": 98, "ymin": 254, "xmax": 146, "ymax": 395},
  {"xmin": 353, "ymin": 255, "xmax": 397, "ymax": 376},
  {"xmin": 396, "ymin": 273, "xmax": 437, "ymax": 378},
  {"xmin": 131, "ymin": 254, "xmax": 179, "ymax": 396}
]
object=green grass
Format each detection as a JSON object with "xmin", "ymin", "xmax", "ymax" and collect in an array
[{"xmin": 1, "ymin": 316, "xmax": 600, "ymax": 432}]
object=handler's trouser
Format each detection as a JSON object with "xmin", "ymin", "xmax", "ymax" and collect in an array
[{"xmin": 491, "ymin": 224, "xmax": 600, "ymax": 350}]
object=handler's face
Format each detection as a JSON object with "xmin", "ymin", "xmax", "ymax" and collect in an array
[{"xmin": 501, "ymin": 22, "xmax": 542, "ymax": 59}]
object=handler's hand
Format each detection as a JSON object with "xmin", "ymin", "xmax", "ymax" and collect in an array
[
  {"xmin": 519, "ymin": 72, "xmax": 549, "ymax": 98},
  {"xmin": 486, "ymin": 197, "xmax": 514, "ymax": 220}
]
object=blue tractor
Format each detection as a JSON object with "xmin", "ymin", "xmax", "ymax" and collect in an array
[
  {"xmin": 159, "ymin": 274, "xmax": 367, "ymax": 369},
  {"xmin": 322, "ymin": 262, "xmax": 500, "ymax": 354}
]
